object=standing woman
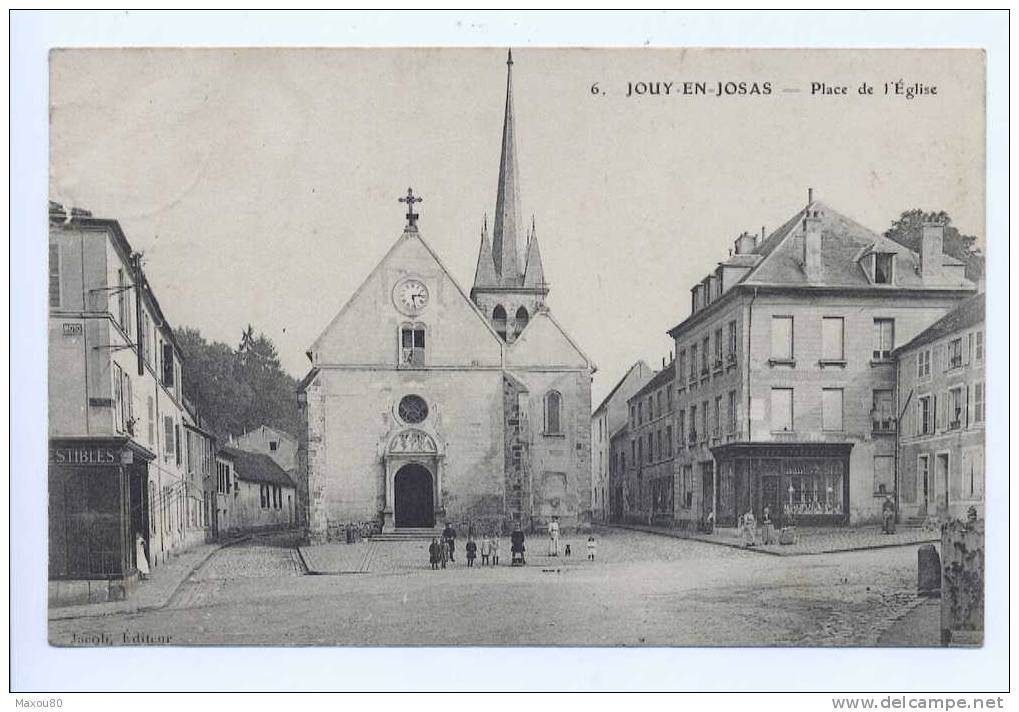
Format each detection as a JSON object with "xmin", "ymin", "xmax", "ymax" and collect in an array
[{"xmin": 135, "ymin": 532, "xmax": 150, "ymax": 580}]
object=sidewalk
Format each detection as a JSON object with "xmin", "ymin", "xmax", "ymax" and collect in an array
[
  {"xmin": 608, "ymin": 522, "xmax": 938, "ymax": 556},
  {"xmin": 48, "ymin": 536, "xmax": 247, "ymax": 620}
]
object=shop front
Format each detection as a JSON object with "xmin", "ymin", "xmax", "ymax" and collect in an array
[
  {"xmin": 711, "ymin": 442, "xmax": 852, "ymax": 528},
  {"xmin": 48, "ymin": 437, "xmax": 155, "ymax": 604}
]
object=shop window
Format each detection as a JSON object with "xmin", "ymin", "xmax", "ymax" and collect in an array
[{"xmin": 784, "ymin": 471, "xmax": 843, "ymax": 518}]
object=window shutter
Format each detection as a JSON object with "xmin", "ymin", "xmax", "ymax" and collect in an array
[{"xmin": 162, "ymin": 343, "xmax": 174, "ymax": 386}]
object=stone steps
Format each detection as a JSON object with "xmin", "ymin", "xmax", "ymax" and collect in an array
[{"xmin": 370, "ymin": 528, "xmax": 441, "ymax": 542}]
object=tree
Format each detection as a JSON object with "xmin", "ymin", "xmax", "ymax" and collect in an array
[
  {"xmin": 883, "ymin": 209, "xmax": 984, "ymax": 281},
  {"xmin": 176, "ymin": 326, "xmax": 302, "ymax": 441}
]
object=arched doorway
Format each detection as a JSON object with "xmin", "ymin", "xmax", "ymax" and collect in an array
[{"xmin": 394, "ymin": 463, "xmax": 434, "ymax": 528}]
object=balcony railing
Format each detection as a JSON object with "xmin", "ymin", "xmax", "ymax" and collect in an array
[{"xmin": 872, "ymin": 417, "xmax": 897, "ymax": 432}]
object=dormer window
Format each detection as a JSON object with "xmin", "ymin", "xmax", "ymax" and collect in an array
[{"xmin": 873, "ymin": 253, "xmax": 894, "ymax": 284}]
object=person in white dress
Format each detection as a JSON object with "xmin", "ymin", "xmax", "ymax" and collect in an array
[
  {"xmin": 548, "ymin": 517, "xmax": 561, "ymax": 556},
  {"xmin": 135, "ymin": 532, "xmax": 150, "ymax": 579}
]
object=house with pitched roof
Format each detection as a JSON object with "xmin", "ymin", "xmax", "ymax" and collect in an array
[
  {"xmin": 218, "ymin": 445, "xmax": 297, "ymax": 531},
  {"xmin": 623, "ymin": 362, "xmax": 677, "ymax": 525},
  {"xmin": 590, "ymin": 360, "xmax": 654, "ymax": 523},
  {"xmin": 667, "ymin": 191, "xmax": 976, "ymax": 528},
  {"xmin": 893, "ymin": 294, "xmax": 985, "ymax": 522}
]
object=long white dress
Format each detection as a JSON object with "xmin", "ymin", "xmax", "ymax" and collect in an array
[{"xmin": 135, "ymin": 535, "xmax": 150, "ymax": 577}]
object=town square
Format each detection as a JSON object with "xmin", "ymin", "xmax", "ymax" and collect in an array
[{"xmin": 43, "ymin": 47, "xmax": 986, "ymax": 649}]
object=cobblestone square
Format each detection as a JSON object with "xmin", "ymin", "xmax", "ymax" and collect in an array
[{"xmin": 49, "ymin": 528, "xmax": 936, "ymax": 647}]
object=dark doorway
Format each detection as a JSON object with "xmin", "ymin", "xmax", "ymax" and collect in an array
[
  {"xmin": 394, "ymin": 463, "xmax": 434, "ymax": 528},
  {"xmin": 128, "ymin": 468, "xmax": 150, "ymax": 572}
]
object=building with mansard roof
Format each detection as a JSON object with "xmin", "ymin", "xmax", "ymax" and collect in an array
[
  {"xmin": 298, "ymin": 51, "xmax": 594, "ymax": 541},
  {"xmin": 666, "ymin": 192, "xmax": 976, "ymax": 528}
]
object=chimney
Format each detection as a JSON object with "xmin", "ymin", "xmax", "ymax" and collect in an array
[
  {"xmin": 761, "ymin": 225, "xmax": 766, "ymax": 240},
  {"xmin": 691, "ymin": 284, "xmax": 701, "ymax": 313},
  {"xmin": 920, "ymin": 220, "xmax": 944, "ymax": 282},
  {"xmin": 734, "ymin": 231, "xmax": 757, "ymax": 255},
  {"xmin": 808, "ymin": 187, "xmax": 814, "ymax": 205},
  {"xmin": 803, "ymin": 207, "xmax": 823, "ymax": 280}
]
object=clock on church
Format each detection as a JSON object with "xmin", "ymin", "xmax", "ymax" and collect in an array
[{"xmin": 393, "ymin": 277, "xmax": 429, "ymax": 316}]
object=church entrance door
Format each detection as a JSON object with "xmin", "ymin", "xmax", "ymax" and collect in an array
[{"xmin": 394, "ymin": 463, "xmax": 435, "ymax": 528}]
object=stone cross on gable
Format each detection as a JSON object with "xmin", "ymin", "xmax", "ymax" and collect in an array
[{"xmin": 399, "ymin": 187, "xmax": 423, "ymax": 230}]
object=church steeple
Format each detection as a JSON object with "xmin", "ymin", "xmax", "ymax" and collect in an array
[{"xmin": 491, "ymin": 48, "xmax": 523, "ymax": 284}]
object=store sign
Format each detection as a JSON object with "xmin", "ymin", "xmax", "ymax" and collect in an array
[
  {"xmin": 50, "ymin": 446, "xmax": 118, "ymax": 466},
  {"xmin": 62, "ymin": 323, "xmax": 83, "ymax": 336}
]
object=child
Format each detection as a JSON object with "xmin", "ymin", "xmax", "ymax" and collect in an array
[
  {"xmin": 564, "ymin": 543, "xmax": 572, "ymax": 558},
  {"xmin": 466, "ymin": 537, "xmax": 477, "ymax": 568},
  {"xmin": 586, "ymin": 535, "xmax": 597, "ymax": 561},
  {"xmin": 480, "ymin": 536, "xmax": 491, "ymax": 566},
  {"xmin": 491, "ymin": 535, "xmax": 500, "ymax": 566},
  {"xmin": 428, "ymin": 538, "xmax": 440, "ymax": 570}
]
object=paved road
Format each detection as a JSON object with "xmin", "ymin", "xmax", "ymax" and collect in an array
[{"xmin": 49, "ymin": 528, "xmax": 928, "ymax": 647}]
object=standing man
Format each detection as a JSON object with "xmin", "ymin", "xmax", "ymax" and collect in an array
[
  {"xmin": 548, "ymin": 516, "xmax": 561, "ymax": 557},
  {"xmin": 442, "ymin": 521, "xmax": 457, "ymax": 563}
]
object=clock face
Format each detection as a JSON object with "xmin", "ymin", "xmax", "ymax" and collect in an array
[{"xmin": 395, "ymin": 278, "xmax": 429, "ymax": 314}]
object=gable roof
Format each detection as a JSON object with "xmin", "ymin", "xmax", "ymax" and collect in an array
[
  {"xmin": 893, "ymin": 294, "xmax": 985, "ymax": 355},
  {"xmin": 239, "ymin": 425, "xmax": 297, "ymax": 444},
  {"xmin": 504, "ymin": 308, "xmax": 596, "ymax": 373},
  {"xmin": 219, "ymin": 445, "xmax": 296, "ymax": 488},
  {"xmin": 307, "ymin": 227, "xmax": 504, "ymax": 359},
  {"xmin": 593, "ymin": 360, "xmax": 651, "ymax": 415},
  {"xmin": 630, "ymin": 362, "xmax": 674, "ymax": 402}
]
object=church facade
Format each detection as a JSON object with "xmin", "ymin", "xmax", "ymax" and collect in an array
[{"xmin": 298, "ymin": 52, "xmax": 594, "ymax": 542}]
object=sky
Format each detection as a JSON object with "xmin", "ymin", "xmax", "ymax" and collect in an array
[{"xmin": 50, "ymin": 48, "xmax": 985, "ymax": 406}]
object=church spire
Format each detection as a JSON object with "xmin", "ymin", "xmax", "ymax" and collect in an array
[
  {"xmin": 523, "ymin": 215, "xmax": 546, "ymax": 289},
  {"xmin": 473, "ymin": 214, "xmax": 498, "ymax": 287},
  {"xmin": 491, "ymin": 48, "xmax": 522, "ymax": 284}
]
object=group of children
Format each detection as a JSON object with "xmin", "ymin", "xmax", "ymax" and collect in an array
[
  {"xmin": 428, "ymin": 535, "xmax": 501, "ymax": 569},
  {"xmin": 427, "ymin": 531, "xmax": 598, "ymax": 569}
]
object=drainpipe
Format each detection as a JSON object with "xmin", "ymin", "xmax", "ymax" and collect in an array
[{"xmin": 745, "ymin": 288, "xmax": 758, "ymax": 523}]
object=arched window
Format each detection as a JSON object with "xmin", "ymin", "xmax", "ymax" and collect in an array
[
  {"xmin": 492, "ymin": 305, "xmax": 507, "ymax": 341},
  {"xmin": 514, "ymin": 306, "xmax": 529, "ymax": 339},
  {"xmin": 544, "ymin": 390, "xmax": 563, "ymax": 436}
]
